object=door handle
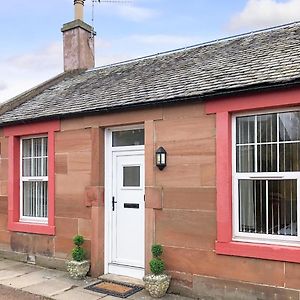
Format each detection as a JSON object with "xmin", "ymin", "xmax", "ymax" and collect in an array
[{"xmin": 112, "ymin": 196, "xmax": 117, "ymax": 211}]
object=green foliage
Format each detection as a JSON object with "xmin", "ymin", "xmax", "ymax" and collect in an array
[
  {"xmin": 149, "ymin": 244, "xmax": 165, "ymax": 275},
  {"xmin": 72, "ymin": 246, "xmax": 86, "ymax": 262},
  {"xmin": 71, "ymin": 235, "xmax": 86, "ymax": 262},
  {"xmin": 150, "ymin": 258, "xmax": 165, "ymax": 275},
  {"xmin": 73, "ymin": 235, "xmax": 84, "ymax": 246},
  {"xmin": 151, "ymin": 244, "xmax": 163, "ymax": 258}
]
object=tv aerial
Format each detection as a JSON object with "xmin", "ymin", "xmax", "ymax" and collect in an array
[{"xmin": 91, "ymin": 0, "xmax": 133, "ymax": 35}]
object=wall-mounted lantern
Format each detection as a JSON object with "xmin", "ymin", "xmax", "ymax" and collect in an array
[{"xmin": 156, "ymin": 147, "xmax": 167, "ymax": 170}]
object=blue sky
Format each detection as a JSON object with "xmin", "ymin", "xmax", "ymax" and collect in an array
[{"xmin": 1, "ymin": 0, "xmax": 300, "ymax": 101}]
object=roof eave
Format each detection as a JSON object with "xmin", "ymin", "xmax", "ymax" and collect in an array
[{"xmin": 1, "ymin": 78, "xmax": 300, "ymax": 127}]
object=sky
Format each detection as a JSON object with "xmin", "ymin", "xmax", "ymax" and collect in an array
[{"xmin": 1, "ymin": 0, "xmax": 300, "ymax": 102}]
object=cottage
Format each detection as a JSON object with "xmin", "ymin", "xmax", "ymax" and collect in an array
[{"xmin": 0, "ymin": 1, "xmax": 300, "ymax": 298}]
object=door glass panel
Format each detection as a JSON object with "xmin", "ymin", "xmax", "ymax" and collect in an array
[
  {"xmin": 123, "ymin": 166, "xmax": 140, "ymax": 187},
  {"xmin": 112, "ymin": 129, "xmax": 144, "ymax": 147}
]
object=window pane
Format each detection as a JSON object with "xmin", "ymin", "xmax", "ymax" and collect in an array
[
  {"xmin": 22, "ymin": 158, "xmax": 31, "ymax": 176},
  {"xmin": 279, "ymin": 143, "xmax": 300, "ymax": 172},
  {"xmin": 257, "ymin": 144, "xmax": 277, "ymax": 172},
  {"xmin": 43, "ymin": 138, "xmax": 48, "ymax": 156},
  {"xmin": 268, "ymin": 180, "xmax": 297, "ymax": 236},
  {"xmin": 21, "ymin": 137, "xmax": 48, "ymax": 220},
  {"xmin": 236, "ymin": 145, "xmax": 255, "ymax": 172},
  {"xmin": 22, "ymin": 139, "xmax": 32, "ymax": 157},
  {"xmin": 236, "ymin": 116, "xmax": 255, "ymax": 144},
  {"xmin": 112, "ymin": 129, "xmax": 144, "ymax": 147},
  {"xmin": 23, "ymin": 181, "xmax": 48, "ymax": 218},
  {"xmin": 123, "ymin": 166, "xmax": 140, "ymax": 187},
  {"xmin": 279, "ymin": 111, "xmax": 300, "ymax": 142},
  {"xmin": 238, "ymin": 180, "xmax": 266, "ymax": 234},
  {"xmin": 257, "ymin": 113, "xmax": 277, "ymax": 143},
  {"xmin": 22, "ymin": 137, "xmax": 48, "ymax": 177}
]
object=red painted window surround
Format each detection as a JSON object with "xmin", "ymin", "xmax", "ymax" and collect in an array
[
  {"xmin": 205, "ymin": 87, "xmax": 300, "ymax": 264},
  {"xmin": 4, "ymin": 120, "xmax": 60, "ymax": 236}
]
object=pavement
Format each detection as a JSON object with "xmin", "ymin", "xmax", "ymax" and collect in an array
[{"xmin": 0, "ymin": 258, "xmax": 193, "ymax": 300}]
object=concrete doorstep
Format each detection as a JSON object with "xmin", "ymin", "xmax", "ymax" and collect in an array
[{"xmin": 0, "ymin": 258, "xmax": 193, "ymax": 300}]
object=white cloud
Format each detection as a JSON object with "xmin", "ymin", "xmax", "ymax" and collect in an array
[
  {"xmin": 115, "ymin": 5, "xmax": 158, "ymax": 22},
  {"xmin": 98, "ymin": 3, "xmax": 159, "ymax": 22},
  {"xmin": 0, "ymin": 82, "xmax": 7, "ymax": 91},
  {"xmin": 228, "ymin": 0, "xmax": 300, "ymax": 31},
  {"xmin": 6, "ymin": 42, "xmax": 63, "ymax": 72},
  {"xmin": 0, "ymin": 42, "xmax": 63, "ymax": 102}
]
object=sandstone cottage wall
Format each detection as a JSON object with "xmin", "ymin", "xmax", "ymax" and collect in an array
[
  {"xmin": 0, "ymin": 127, "xmax": 94, "ymax": 265},
  {"xmin": 0, "ymin": 103, "xmax": 299, "ymax": 296}
]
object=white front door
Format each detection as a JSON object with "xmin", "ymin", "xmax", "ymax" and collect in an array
[
  {"xmin": 110, "ymin": 151, "xmax": 145, "ymax": 277},
  {"xmin": 106, "ymin": 137, "xmax": 145, "ymax": 279}
]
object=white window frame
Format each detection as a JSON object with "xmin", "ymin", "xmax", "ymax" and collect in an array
[
  {"xmin": 20, "ymin": 135, "xmax": 48, "ymax": 224},
  {"xmin": 232, "ymin": 107, "xmax": 300, "ymax": 246}
]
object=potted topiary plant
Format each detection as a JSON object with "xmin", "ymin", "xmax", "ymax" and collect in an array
[
  {"xmin": 66, "ymin": 235, "xmax": 90, "ymax": 279},
  {"xmin": 143, "ymin": 244, "xmax": 171, "ymax": 298}
]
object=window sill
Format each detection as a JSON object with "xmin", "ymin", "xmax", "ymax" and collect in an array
[
  {"xmin": 215, "ymin": 240, "xmax": 300, "ymax": 263},
  {"xmin": 8, "ymin": 221, "xmax": 55, "ymax": 235}
]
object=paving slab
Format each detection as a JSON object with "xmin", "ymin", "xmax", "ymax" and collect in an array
[
  {"xmin": 0, "ymin": 259, "xmax": 25, "ymax": 270},
  {"xmin": 0, "ymin": 264, "xmax": 37, "ymax": 281},
  {"xmin": 101, "ymin": 296, "xmax": 122, "ymax": 300},
  {"xmin": 53, "ymin": 287, "xmax": 103, "ymax": 300},
  {"xmin": 23, "ymin": 277, "xmax": 77, "ymax": 297},
  {"xmin": 0, "ymin": 284, "xmax": 49, "ymax": 300},
  {"xmin": 56, "ymin": 273, "xmax": 96, "ymax": 287},
  {"xmin": 1, "ymin": 268, "xmax": 64, "ymax": 289},
  {"xmin": 0, "ymin": 259, "xmax": 195, "ymax": 300}
]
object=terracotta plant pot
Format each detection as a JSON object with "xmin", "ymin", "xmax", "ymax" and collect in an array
[
  {"xmin": 66, "ymin": 260, "xmax": 90, "ymax": 279},
  {"xmin": 143, "ymin": 274, "xmax": 171, "ymax": 298}
]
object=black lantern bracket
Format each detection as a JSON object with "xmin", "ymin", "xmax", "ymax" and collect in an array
[{"xmin": 156, "ymin": 146, "xmax": 167, "ymax": 170}]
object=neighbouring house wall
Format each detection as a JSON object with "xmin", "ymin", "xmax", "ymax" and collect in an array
[
  {"xmin": 0, "ymin": 130, "xmax": 9, "ymax": 250},
  {"xmin": 0, "ymin": 101, "xmax": 299, "ymax": 298}
]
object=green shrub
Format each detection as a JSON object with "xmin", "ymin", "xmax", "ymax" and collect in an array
[
  {"xmin": 150, "ymin": 258, "xmax": 165, "ymax": 275},
  {"xmin": 71, "ymin": 235, "xmax": 86, "ymax": 262},
  {"xmin": 73, "ymin": 235, "xmax": 84, "ymax": 247},
  {"xmin": 149, "ymin": 244, "xmax": 165, "ymax": 275},
  {"xmin": 72, "ymin": 246, "xmax": 86, "ymax": 262},
  {"xmin": 151, "ymin": 244, "xmax": 163, "ymax": 258}
]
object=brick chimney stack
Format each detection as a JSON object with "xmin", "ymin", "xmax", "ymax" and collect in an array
[{"xmin": 61, "ymin": 0, "xmax": 95, "ymax": 72}]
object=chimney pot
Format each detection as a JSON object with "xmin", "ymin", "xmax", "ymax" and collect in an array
[{"xmin": 74, "ymin": 0, "xmax": 85, "ymax": 21}]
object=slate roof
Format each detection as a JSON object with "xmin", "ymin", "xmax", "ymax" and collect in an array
[{"xmin": 1, "ymin": 22, "xmax": 300, "ymax": 125}]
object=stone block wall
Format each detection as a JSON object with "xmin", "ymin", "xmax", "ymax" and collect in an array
[{"xmin": 0, "ymin": 103, "xmax": 299, "ymax": 298}]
